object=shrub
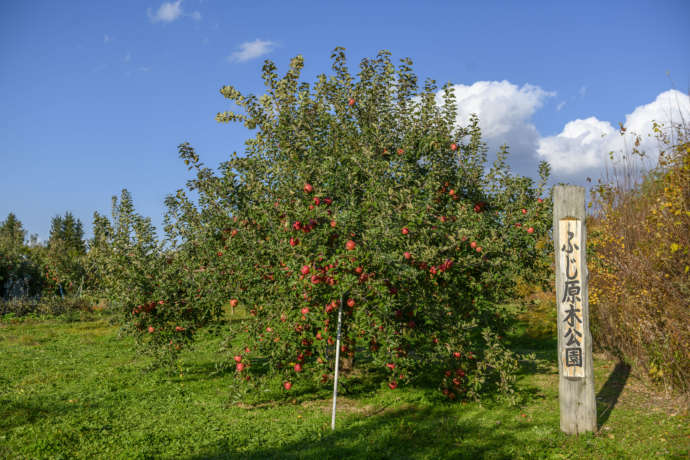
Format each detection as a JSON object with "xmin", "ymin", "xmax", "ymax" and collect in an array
[
  {"xmin": 154, "ymin": 49, "xmax": 552, "ymax": 400},
  {"xmin": 0, "ymin": 295, "xmax": 94, "ymax": 318},
  {"xmin": 91, "ymin": 190, "xmax": 209, "ymax": 363},
  {"xmin": 589, "ymin": 119, "xmax": 689, "ymax": 393}
]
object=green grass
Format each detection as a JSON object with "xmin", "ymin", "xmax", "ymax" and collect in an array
[{"xmin": 0, "ymin": 316, "xmax": 687, "ymax": 459}]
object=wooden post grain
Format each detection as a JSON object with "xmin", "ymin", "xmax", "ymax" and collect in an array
[{"xmin": 553, "ymin": 185, "xmax": 597, "ymax": 434}]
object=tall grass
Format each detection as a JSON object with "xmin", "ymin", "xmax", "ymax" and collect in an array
[{"xmin": 589, "ymin": 110, "xmax": 689, "ymax": 394}]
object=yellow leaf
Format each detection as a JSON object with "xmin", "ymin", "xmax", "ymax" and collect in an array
[{"xmin": 670, "ymin": 243, "xmax": 680, "ymax": 253}]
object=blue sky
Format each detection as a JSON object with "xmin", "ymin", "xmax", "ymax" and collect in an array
[{"xmin": 1, "ymin": 0, "xmax": 689, "ymax": 242}]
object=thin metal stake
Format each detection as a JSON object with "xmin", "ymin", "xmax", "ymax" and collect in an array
[{"xmin": 331, "ymin": 293, "xmax": 344, "ymax": 431}]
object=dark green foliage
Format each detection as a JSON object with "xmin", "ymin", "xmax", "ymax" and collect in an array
[
  {"xmin": 0, "ymin": 213, "xmax": 44, "ymax": 299},
  {"xmin": 48, "ymin": 212, "xmax": 86, "ymax": 254}
]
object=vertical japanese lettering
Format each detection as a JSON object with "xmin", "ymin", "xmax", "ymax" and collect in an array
[{"xmin": 559, "ymin": 219, "xmax": 585, "ymax": 378}]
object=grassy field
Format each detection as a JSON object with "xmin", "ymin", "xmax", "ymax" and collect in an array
[{"xmin": 0, "ymin": 313, "xmax": 687, "ymax": 459}]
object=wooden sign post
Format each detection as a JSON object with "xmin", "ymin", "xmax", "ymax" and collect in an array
[{"xmin": 553, "ymin": 185, "xmax": 597, "ymax": 434}]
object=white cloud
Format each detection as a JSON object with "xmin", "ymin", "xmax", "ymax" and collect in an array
[
  {"xmin": 537, "ymin": 90, "xmax": 690, "ymax": 174},
  {"xmin": 148, "ymin": 0, "xmax": 183, "ymax": 23},
  {"xmin": 433, "ymin": 81, "xmax": 689, "ymax": 181},
  {"xmin": 190, "ymin": 10, "xmax": 202, "ymax": 21},
  {"xmin": 104, "ymin": 34, "xmax": 112, "ymax": 43},
  {"xmin": 537, "ymin": 117, "xmax": 616, "ymax": 173},
  {"xmin": 438, "ymin": 81, "xmax": 555, "ymax": 169},
  {"xmin": 228, "ymin": 39, "xmax": 276, "ymax": 63}
]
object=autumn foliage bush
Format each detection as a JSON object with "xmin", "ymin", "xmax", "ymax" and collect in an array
[
  {"xmin": 589, "ymin": 120, "xmax": 689, "ymax": 393},
  {"xmin": 134, "ymin": 49, "xmax": 554, "ymax": 400}
]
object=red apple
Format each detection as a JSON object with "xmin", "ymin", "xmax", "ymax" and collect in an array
[
  {"xmin": 303, "ymin": 183, "xmax": 313, "ymax": 193},
  {"xmin": 175, "ymin": 326, "xmax": 185, "ymax": 332},
  {"xmin": 527, "ymin": 227, "xmax": 534, "ymax": 234},
  {"xmin": 236, "ymin": 363, "xmax": 245, "ymax": 372},
  {"xmin": 476, "ymin": 246, "xmax": 482, "ymax": 253},
  {"xmin": 230, "ymin": 299, "xmax": 238, "ymax": 308},
  {"xmin": 330, "ymin": 220, "xmax": 336, "ymax": 228},
  {"xmin": 348, "ymin": 98, "xmax": 355, "ymax": 106},
  {"xmin": 347, "ymin": 298, "xmax": 355, "ymax": 308},
  {"xmin": 397, "ymin": 148, "xmax": 404, "ymax": 155},
  {"xmin": 234, "ymin": 355, "xmax": 242, "ymax": 363},
  {"xmin": 388, "ymin": 381, "xmax": 398, "ymax": 390},
  {"xmin": 470, "ymin": 241, "xmax": 477, "ymax": 249},
  {"xmin": 148, "ymin": 326, "xmax": 155, "ymax": 333},
  {"xmin": 453, "ymin": 352, "xmax": 461, "ymax": 358},
  {"xmin": 538, "ymin": 198, "xmax": 543, "ymax": 203},
  {"xmin": 313, "ymin": 197, "xmax": 320, "ymax": 205},
  {"xmin": 301, "ymin": 265, "xmax": 310, "ymax": 275},
  {"xmin": 301, "ymin": 307, "xmax": 310, "ymax": 315},
  {"xmin": 521, "ymin": 208, "xmax": 527, "ymax": 214},
  {"xmin": 346, "ymin": 240, "xmax": 356, "ymax": 251},
  {"xmin": 283, "ymin": 381, "xmax": 292, "ymax": 390},
  {"xmin": 401, "ymin": 227, "xmax": 409, "ymax": 235},
  {"xmin": 403, "ymin": 251, "xmax": 411, "ymax": 260},
  {"xmin": 290, "ymin": 237, "xmax": 299, "ymax": 247},
  {"xmin": 386, "ymin": 363, "xmax": 395, "ymax": 370},
  {"xmin": 294, "ymin": 363, "xmax": 303, "ymax": 372},
  {"xmin": 450, "ymin": 143, "xmax": 458, "ymax": 151}
]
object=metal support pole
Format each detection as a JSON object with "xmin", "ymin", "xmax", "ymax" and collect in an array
[{"xmin": 331, "ymin": 293, "xmax": 344, "ymax": 431}]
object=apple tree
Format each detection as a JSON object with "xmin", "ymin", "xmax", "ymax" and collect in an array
[{"xmin": 154, "ymin": 49, "xmax": 552, "ymax": 398}]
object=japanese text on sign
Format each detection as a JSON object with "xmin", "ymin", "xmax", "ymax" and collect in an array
[{"xmin": 559, "ymin": 219, "xmax": 585, "ymax": 378}]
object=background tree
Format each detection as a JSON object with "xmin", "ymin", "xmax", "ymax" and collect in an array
[
  {"xmin": 48, "ymin": 212, "xmax": 86, "ymax": 254},
  {"xmin": 44, "ymin": 212, "xmax": 87, "ymax": 297},
  {"xmin": 0, "ymin": 213, "xmax": 27, "ymax": 247},
  {"xmin": 0, "ymin": 213, "xmax": 43, "ymax": 299}
]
